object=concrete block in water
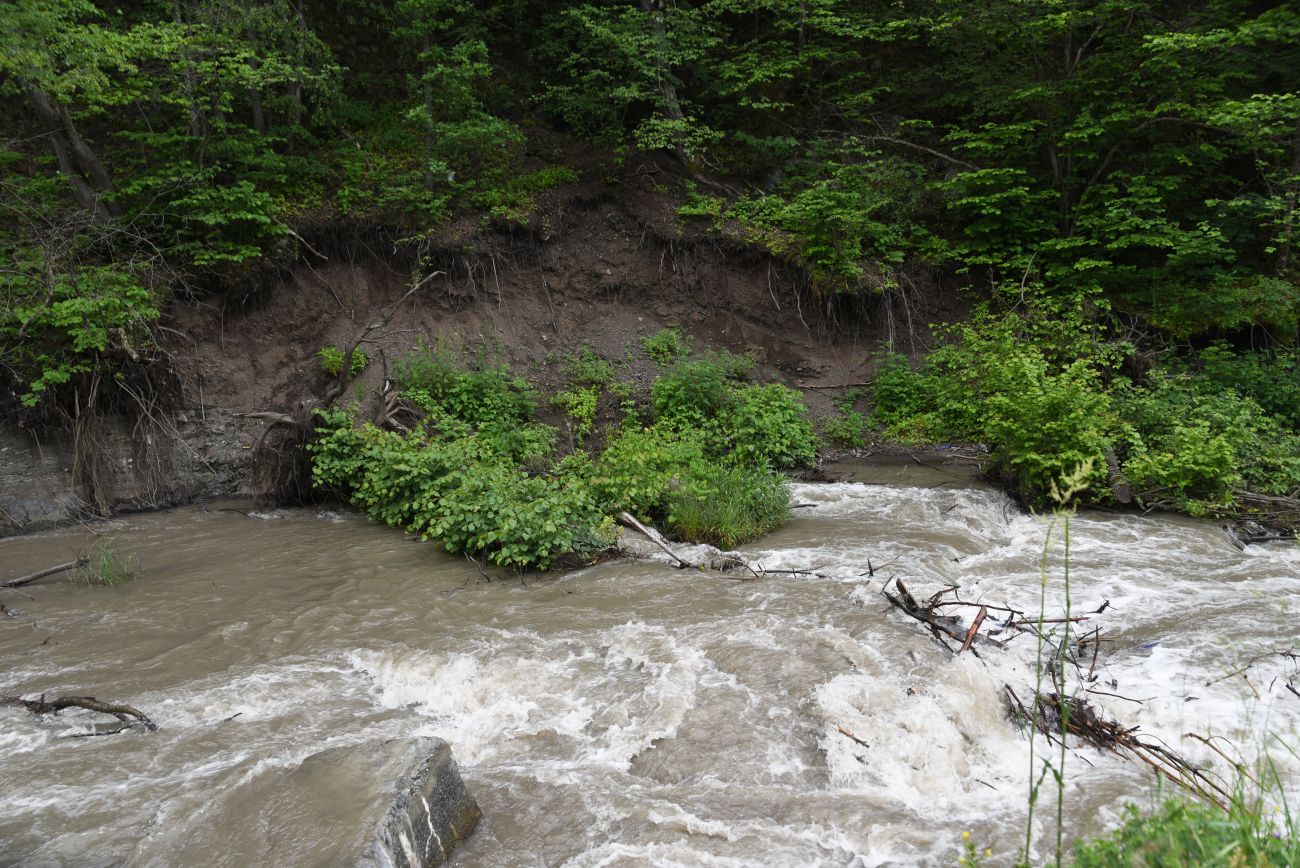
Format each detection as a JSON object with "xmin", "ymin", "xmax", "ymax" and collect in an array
[
  {"xmin": 160, "ymin": 736, "xmax": 481, "ymax": 867},
  {"xmin": 359, "ymin": 737, "xmax": 482, "ymax": 867}
]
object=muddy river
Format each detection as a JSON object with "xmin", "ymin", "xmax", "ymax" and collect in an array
[{"xmin": 3, "ymin": 465, "xmax": 1297, "ymax": 866}]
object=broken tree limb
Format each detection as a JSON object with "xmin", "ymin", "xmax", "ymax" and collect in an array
[
  {"xmin": 616, "ymin": 511, "xmax": 697, "ymax": 569},
  {"xmin": 836, "ymin": 724, "xmax": 870, "ymax": 749},
  {"xmin": 4, "ymin": 694, "xmax": 158, "ymax": 732},
  {"xmin": 2, "ymin": 558, "xmax": 88, "ymax": 589},
  {"xmin": 882, "ymin": 578, "xmax": 969, "ymax": 652},
  {"xmin": 959, "ymin": 606, "xmax": 987, "ymax": 654}
]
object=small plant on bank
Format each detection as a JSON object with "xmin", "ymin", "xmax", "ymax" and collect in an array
[
  {"xmin": 552, "ymin": 346, "xmax": 614, "ymax": 440},
  {"xmin": 318, "ymin": 345, "xmax": 367, "ymax": 378},
  {"xmin": 69, "ymin": 536, "xmax": 138, "ymax": 587},
  {"xmin": 823, "ymin": 390, "xmax": 870, "ymax": 447},
  {"xmin": 641, "ymin": 327, "xmax": 693, "ymax": 367},
  {"xmin": 1072, "ymin": 795, "xmax": 1298, "ymax": 867}
]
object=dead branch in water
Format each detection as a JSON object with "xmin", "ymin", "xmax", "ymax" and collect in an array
[
  {"xmin": 881, "ymin": 579, "xmax": 986, "ymax": 656},
  {"xmin": 614, "ymin": 512, "xmax": 767, "ymax": 578},
  {"xmin": 2, "ymin": 559, "xmax": 88, "ymax": 589},
  {"xmin": 1004, "ymin": 686, "xmax": 1230, "ymax": 810},
  {"xmin": 617, "ymin": 511, "xmax": 698, "ymax": 569},
  {"xmin": 4, "ymin": 694, "xmax": 158, "ymax": 733}
]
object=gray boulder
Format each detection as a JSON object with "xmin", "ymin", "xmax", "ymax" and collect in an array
[{"xmin": 359, "ymin": 737, "xmax": 482, "ymax": 867}]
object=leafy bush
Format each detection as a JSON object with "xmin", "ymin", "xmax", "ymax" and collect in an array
[
  {"xmin": 641, "ymin": 327, "xmax": 693, "ymax": 367},
  {"xmin": 725, "ymin": 383, "xmax": 816, "ymax": 468},
  {"xmin": 309, "ymin": 411, "xmax": 592, "ymax": 569},
  {"xmin": 823, "ymin": 392, "xmax": 870, "ymax": 447},
  {"xmin": 592, "ymin": 424, "xmax": 710, "ymax": 518},
  {"xmin": 395, "ymin": 343, "xmax": 535, "ymax": 427},
  {"xmin": 563, "ymin": 346, "xmax": 613, "ymax": 388},
  {"xmin": 552, "ymin": 386, "xmax": 598, "ymax": 438},
  {"xmin": 1115, "ymin": 375, "xmax": 1300, "ymax": 512},
  {"xmin": 318, "ymin": 345, "xmax": 367, "ymax": 378},
  {"xmin": 312, "ymin": 343, "xmax": 813, "ymax": 565},
  {"xmin": 1, "ymin": 262, "xmax": 160, "ymax": 407}
]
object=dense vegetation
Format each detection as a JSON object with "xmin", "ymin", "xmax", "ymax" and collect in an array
[
  {"xmin": 310, "ymin": 337, "xmax": 814, "ymax": 568},
  {"xmin": 1, "ymin": 1, "xmax": 1296, "ymax": 512}
]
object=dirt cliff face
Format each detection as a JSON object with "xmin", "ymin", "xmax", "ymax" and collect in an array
[{"xmin": 0, "ymin": 183, "xmax": 965, "ymax": 535}]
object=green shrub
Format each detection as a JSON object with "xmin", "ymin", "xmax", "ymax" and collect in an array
[
  {"xmin": 553, "ymin": 386, "xmax": 599, "ymax": 438},
  {"xmin": 1193, "ymin": 343, "xmax": 1300, "ymax": 430},
  {"xmin": 311, "ymin": 344, "xmax": 814, "ymax": 567},
  {"xmin": 823, "ymin": 392, "xmax": 870, "ymax": 447},
  {"xmin": 650, "ymin": 353, "xmax": 752, "ymax": 424},
  {"xmin": 666, "ymin": 463, "xmax": 791, "ymax": 549},
  {"xmin": 982, "ymin": 358, "xmax": 1114, "ymax": 505},
  {"xmin": 1073, "ymin": 798, "xmax": 1297, "ymax": 867},
  {"xmin": 592, "ymin": 424, "xmax": 710, "ymax": 518},
  {"xmin": 1115, "ymin": 374, "xmax": 1300, "ymax": 512},
  {"xmin": 318, "ymin": 345, "xmax": 367, "ymax": 378},
  {"xmin": 395, "ymin": 344, "xmax": 535, "ymax": 427},
  {"xmin": 725, "ymin": 383, "xmax": 816, "ymax": 468},
  {"xmin": 563, "ymin": 346, "xmax": 613, "ymax": 388},
  {"xmin": 416, "ymin": 458, "xmax": 604, "ymax": 569},
  {"xmin": 641, "ymin": 327, "xmax": 693, "ymax": 367}
]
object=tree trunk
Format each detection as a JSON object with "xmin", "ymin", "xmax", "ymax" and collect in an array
[
  {"xmin": 639, "ymin": 0, "xmax": 690, "ymax": 165},
  {"xmin": 23, "ymin": 84, "xmax": 116, "ymax": 220},
  {"xmin": 286, "ymin": 1, "xmax": 307, "ymax": 150},
  {"xmin": 422, "ymin": 31, "xmax": 436, "ymax": 190},
  {"xmin": 1275, "ymin": 116, "xmax": 1300, "ymax": 277},
  {"xmin": 247, "ymin": 26, "xmax": 266, "ymax": 134},
  {"xmin": 173, "ymin": 0, "xmax": 208, "ymax": 156}
]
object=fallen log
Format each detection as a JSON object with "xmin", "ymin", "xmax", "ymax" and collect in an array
[
  {"xmin": 2, "ymin": 558, "xmax": 88, "ymax": 589},
  {"xmin": 616, "ymin": 511, "xmax": 698, "ymax": 569},
  {"xmin": 4, "ymin": 694, "xmax": 158, "ymax": 732}
]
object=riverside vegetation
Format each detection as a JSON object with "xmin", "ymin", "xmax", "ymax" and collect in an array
[
  {"xmin": 3, "ymin": 1, "xmax": 1299, "ymax": 860},
  {"xmin": 2, "ymin": 1, "xmax": 1298, "ymax": 513},
  {"xmin": 310, "ymin": 336, "xmax": 813, "ymax": 569}
]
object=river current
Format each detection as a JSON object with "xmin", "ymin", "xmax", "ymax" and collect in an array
[{"xmin": 2, "ymin": 464, "xmax": 1297, "ymax": 866}]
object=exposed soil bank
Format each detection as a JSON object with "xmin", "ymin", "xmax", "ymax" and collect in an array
[{"xmin": 0, "ymin": 184, "xmax": 966, "ymax": 536}]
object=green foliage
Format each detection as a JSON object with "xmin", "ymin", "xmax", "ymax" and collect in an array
[
  {"xmin": 666, "ymin": 463, "xmax": 790, "ymax": 549},
  {"xmin": 1114, "ymin": 374, "xmax": 1300, "ymax": 512},
  {"xmin": 871, "ymin": 305, "xmax": 1300, "ymax": 511},
  {"xmin": 592, "ymin": 423, "xmax": 709, "ymax": 519},
  {"xmin": 730, "ymin": 158, "xmax": 925, "ymax": 292},
  {"xmin": 1073, "ymin": 798, "xmax": 1297, "ymax": 867},
  {"xmin": 822, "ymin": 392, "xmax": 869, "ymax": 448},
  {"xmin": 395, "ymin": 342, "xmax": 536, "ymax": 428},
  {"xmin": 69, "ymin": 535, "xmax": 138, "ymax": 587},
  {"xmin": 317, "ymin": 345, "xmax": 366, "ymax": 378},
  {"xmin": 562, "ymin": 345, "xmax": 613, "ymax": 388},
  {"xmin": 0, "ymin": 253, "xmax": 160, "ymax": 406},
  {"xmin": 314, "ymin": 342, "xmax": 810, "ymax": 564},
  {"xmin": 552, "ymin": 386, "xmax": 598, "ymax": 438},
  {"xmin": 650, "ymin": 354, "xmax": 749, "ymax": 424},
  {"xmin": 640, "ymin": 327, "xmax": 692, "ymax": 368},
  {"xmin": 725, "ymin": 382, "xmax": 816, "ymax": 469}
]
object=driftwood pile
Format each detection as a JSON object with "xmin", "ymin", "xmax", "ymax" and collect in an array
[{"xmin": 879, "ymin": 576, "xmax": 1264, "ymax": 811}]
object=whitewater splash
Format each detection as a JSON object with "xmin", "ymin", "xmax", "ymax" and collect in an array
[{"xmin": 1, "ymin": 479, "xmax": 1296, "ymax": 865}]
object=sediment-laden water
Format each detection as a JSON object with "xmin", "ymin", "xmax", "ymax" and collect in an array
[{"xmin": 2, "ymin": 465, "xmax": 1297, "ymax": 866}]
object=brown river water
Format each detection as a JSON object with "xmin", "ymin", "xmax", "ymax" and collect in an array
[{"xmin": 2, "ymin": 464, "xmax": 1298, "ymax": 866}]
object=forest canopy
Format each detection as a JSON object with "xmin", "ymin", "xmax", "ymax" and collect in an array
[{"xmin": 1, "ymin": 0, "xmax": 1297, "ymax": 411}]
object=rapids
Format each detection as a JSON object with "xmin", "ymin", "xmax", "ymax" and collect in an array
[{"xmin": 2, "ymin": 465, "xmax": 1297, "ymax": 866}]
